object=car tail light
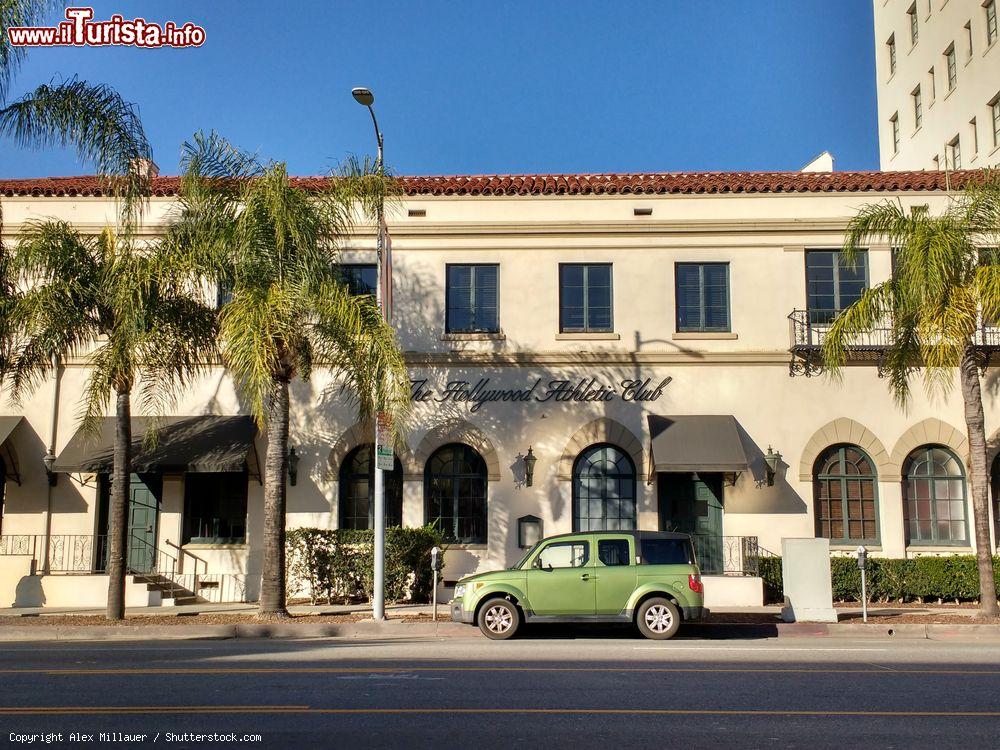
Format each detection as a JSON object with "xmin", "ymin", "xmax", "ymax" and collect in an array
[{"xmin": 688, "ymin": 574, "xmax": 704, "ymax": 594}]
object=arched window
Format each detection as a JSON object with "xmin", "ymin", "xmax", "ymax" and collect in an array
[
  {"xmin": 813, "ymin": 445, "xmax": 878, "ymax": 544},
  {"xmin": 425, "ymin": 444, "xmax": 487, "ymax": 543},
  {"xmin": 903, "ymin": 445, "xmax": 968, "ymax": 545},
  {"xmin": 573, "ymin": 444, "xmax": 636, "ymax": 532},
  {"xmin": 338, "ymin": 445, "xmax": 403, "ymax": 531}
]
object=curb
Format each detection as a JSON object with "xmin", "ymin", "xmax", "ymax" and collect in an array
[
  {"xmin": 1, "ymin": 621, "xmax": 998, "ymax": 642},
  {"xmin": 0, "ymin": 620, "xmax": 484, "ymax": 642}
]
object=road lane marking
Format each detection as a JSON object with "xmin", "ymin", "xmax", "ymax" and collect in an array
[
  {"xmin": 2, "ymin": 706, "xmax": 1000, "ymax": 717},
  {"xmin": 635, "ymin": 647, "xmax": 890, "ymax": 652}
]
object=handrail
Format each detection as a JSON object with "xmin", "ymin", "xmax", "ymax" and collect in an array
[{"xmin": 165, "ymin": 538, "xmax": 208, "ymax": 576}]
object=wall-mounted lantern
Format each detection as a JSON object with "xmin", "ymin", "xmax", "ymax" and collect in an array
[
  {"xmin": 523, "ymin": 446, "xmax": 537, "ymax": 487},
  {"xmin": 517, "ymin": 514, "xmax": 543, "ymax": 549},
  {"xmin": 42, "ymin": 451, "xmax": 57, "ymax": 487},
  {"xmin": 287, "ymin": 446, "xmax": 300, "ymax": 486},
  {"xmin": 763, "ymin": 445, "xmax": 782, "ymax": 487}
]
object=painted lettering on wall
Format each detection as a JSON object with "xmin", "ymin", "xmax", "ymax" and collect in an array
[{"xmin": 410, "ymin": 376, "xmax": 672, "ymax": 413}]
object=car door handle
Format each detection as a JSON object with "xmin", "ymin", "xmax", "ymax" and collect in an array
[{"xmin": 580, "ymin": 573, "xmax": 594, "ymax": 581}]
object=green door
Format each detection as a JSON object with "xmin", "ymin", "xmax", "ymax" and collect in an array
[
  {"xmin": 658, "ymin": 473, "xmax": 724, "ymax": 572},
  {"xmin": 594, "ymin": 536, "xmax": 637, "ymax": 615},
  {"xmin": 99, "ymin": 473, "xmax": 162, "ymax": 574},
  {"xmin": 525, "ymin": 536, "xmax": 596, "ymax": 615}
]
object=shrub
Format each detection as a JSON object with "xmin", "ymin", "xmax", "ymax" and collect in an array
[
  {"xmin": 756, "ymin": 554, "xmax": 1000, "ymax": 604},
  {"xmin": 286, "ymin": 525, "xmax": 444, "ymax": 605}
]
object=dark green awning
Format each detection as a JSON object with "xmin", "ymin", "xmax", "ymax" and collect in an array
[
  {"xmin": 647, "ymin": 415, "xmax": 750, "ymax": 473},
  {"xmin": 0, "ymin": 416, "xmax": 23, "ymax": 483},
  {"xmin": 53, "ymin": 416, "xmax": 257, "ymax": 474}
]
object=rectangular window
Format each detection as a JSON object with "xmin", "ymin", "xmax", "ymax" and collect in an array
[
  {"xmin": 946, "ymin": 44, "xmax": 957, "ymax": 90},
  {"xmin": 913, "ymin": 86, "xmax": 923, "ymax": 129},
  {"xmin": 183, "ymin": 472, "xmax": 248, "ymax": 544},
  {"xmin": 559, "ymin": 263, "xmax": 613, "ymax": 332},
  {"xmin": 909, "ymin": 4, "xmax": 919, "ymax": 44},
  {"xmin": 536, "ymin": 541, "xmax": 589, "ymax": 569},
  {"xmin": 597, "ymin": 539, "xmax": 631, "ymax": 566},
  {"xmin": 948, "ymin": 135, "xmax": 962, "ymax": 169},
  {"xmin": 445, "ymin": 264, "xmax": 499, "ymax": 333},
  {"xmin": 888, "ymin": 35, "xmax": 897, "ymax": 74},
  {"xmin": 337, "ymin": 264, "xmax": 377, "ymax": 296},
  {"xmin": 971, "ymin": 117, "xmax": 979, "ymax": 155},
  {"xmin": 805, "ymin": 250, "xmax": 869, "ymax": 324},
  {"xmin": 675, "ymin": 262, "xmax": 730, "ymax": 332},
  {"xmin": 891, "ymin": 113, "xmax": 900, "ymax": 154},
  {"xmin": 216, "ymin": 278, "xmax": 233, "ymax": 310},
  {"xmin": 965, "ymin": 21, "xmax": 974, "ymax": 58},
  {"xmin": 988, "ymin": 0, "xmax": 998, "ymax": 45},
  {"xmin": 933, "ymin": 154, "xmax": 940, "ymax": 169},
  {"xmin": 640, "ymin": 537, "xmax": 694, "ymax": 566},
  {"xmin": 991, "ymin": 95, "xmax": 1000, "ymax": 147},
  {"xmin": 928, "ymin": 66, "xmax": 936, "ymax": 101}
]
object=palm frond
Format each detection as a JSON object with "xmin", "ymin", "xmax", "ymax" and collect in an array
[
  {"xmin": 0, "ymin": 0, "xmax": 62, "ymax": 102},
  {"xmin": 0, "ymin": 78, "xmax": 153, "ymax": 231}
]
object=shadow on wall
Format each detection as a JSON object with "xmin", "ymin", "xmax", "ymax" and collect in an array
[{"xmin": 726, "ymin": 423, "xmax": 808, "ymax": 515}]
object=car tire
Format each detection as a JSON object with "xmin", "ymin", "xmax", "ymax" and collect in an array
[
  {"xmin": 477, "ymin": 597, "xmax": 520, "ymax": 640},
  {"xmin": 636, "ymin": 597, "xmax": 681, "ymax": 640}
]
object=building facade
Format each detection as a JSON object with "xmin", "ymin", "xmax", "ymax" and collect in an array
[
  {"xmin": 874, "ymin": 0, "xmax": 1000, "ymax": 170},
  {"xmin": 0, "ymin": 170, "xmax": 998, "ymax": 607}
]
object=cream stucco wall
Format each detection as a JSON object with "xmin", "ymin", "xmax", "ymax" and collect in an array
[{"xmin": 1, "ymin": 186, "xmax": 998, "ymax": 595}]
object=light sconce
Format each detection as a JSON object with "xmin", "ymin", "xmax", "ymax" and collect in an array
[
  {"xmin": 763, "ymin": 446, "xmax": 782, "ymax": 487},
  {"xmin": 523, "ymin": 446, "xmax": 537, "ymax": 487},
  {"xmin": 287, "ymin": 446, "xmax": 300, "ymax": 487},
  {"xmin": 42, "ymin": 451, "xmax": 57, "ymax": 487},
  {"xmin": 517, "ymin": 514, "xmax": 543, "ymax": 549}
]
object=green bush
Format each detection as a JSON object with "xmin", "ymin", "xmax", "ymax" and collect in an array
[
  {"xmin": 286, "ymin": 526, "xmax": 444, "ymax": 605},
  {"xmin": 758, "ymin": 554, "xmax": 1000, "ymax": 603}
]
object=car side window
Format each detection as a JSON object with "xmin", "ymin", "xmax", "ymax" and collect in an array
[
  {"xmin": 535, "ymin": 541, "xmax": 589, "ymax": 569},
  {"xmin": 597, "ymin": 539, "xmax": 631, "ymax": 566}
]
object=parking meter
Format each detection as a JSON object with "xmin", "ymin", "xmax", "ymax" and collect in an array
[
  {"xmin": 430, "ymin": 546, "xmax": 443, "ymax": 621},
  {"xmin": 856, "ymin": 545, "xmax": 868, "ymax": 622}
]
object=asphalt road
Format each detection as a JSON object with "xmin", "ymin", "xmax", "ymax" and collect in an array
[{"xmin": 2, "ymin": 632, "xmax": 1000, "ymax": 749}]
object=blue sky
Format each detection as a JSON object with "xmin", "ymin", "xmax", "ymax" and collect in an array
[{"xmin": 1, "ymin": 1, "xmax": 879, "ymax": 177}]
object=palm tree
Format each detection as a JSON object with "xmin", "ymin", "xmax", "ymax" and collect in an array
[
  {"xmin": 822, "ymin": 172, "xmax": 1000, "ymax": 617},
  {"xmin": 4, "ymin": 222, "xmax": 217, "ymax": 619},
  {"xmin": 165, "ymin": 134, "xmax": 410, "ymax": 619}
]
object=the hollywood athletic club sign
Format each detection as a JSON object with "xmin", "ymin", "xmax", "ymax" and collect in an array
[{"xmin": 410, "ymin": 376, "xmax": 672, "ymax": 413}]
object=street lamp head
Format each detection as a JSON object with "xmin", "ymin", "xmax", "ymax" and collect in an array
[{"xmin": 352, "ymin": 87, "xmax": 375, "ymax": 106}]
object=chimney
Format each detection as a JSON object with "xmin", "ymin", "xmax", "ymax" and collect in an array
[{"xmin": 130, "ymin": 158, "xmax": 159, "ymax": 179}]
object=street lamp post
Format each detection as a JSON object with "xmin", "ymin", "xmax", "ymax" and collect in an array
[{"xmin": 352, "ymin": 86, "xmax": 388, "ymax": 622}]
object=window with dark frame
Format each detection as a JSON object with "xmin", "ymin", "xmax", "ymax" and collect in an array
[
  {"xmin": 888, "ymin": 35, "xmax": 897, "ymax": 74},
  {"xmin": 338, "ymin": 445, "xmax": 403, "ymax": 530},
  {"xmin": 903, "ymin": 446, "xmax": 968, "ymax": 545},
  {"xmin": 425, "ymin": 443, "xmax": 488, "ymax": 544},
  {"xmin": 446, "ymin": 264, "xmax": 499, "ymax": 333},
  {"xmin": 946, "ymin": 44, "xmax": 957, "ymax": 90},
  {"xmin": 216, "ymin": 278, "xmax": 233, "ymax": 310},
  {"xmin": 597, "ymin": 538, "xmax": 631, "ymax": 566},
  {"xmin": 572, "ymin": 444, "xmax": 636, "ymax": 532},
  {"xmin": 988, "ymin": 0, "xmax": 998, "ymax": 46},
  {"xmin": 805, "ymin": 249, "xmax": 869, "ymax": 324},
  {"xmin": 913, "ymin": 86, "xmax": 922, "ymax": 129},
  {"xmin": 337, "ymin": 264, "xmax": 377, "ymax": 296},
  {"xmin": 559, "ymin": 263, "xmax": 613, "ymax": 333},
  {"xmin": 675, "ymin": 262, "xmax": 730, "ymax": 333},
  {"xmin": 813, "ymin": 445, "xmax": 879, "ymax": 545},
  {"xmin": 908, "ymin": 3, "xmax": 919, "ymax": 45},
  {"xmin": 183, "ymin": 472, "xmax": 248, "ymax": 545}
]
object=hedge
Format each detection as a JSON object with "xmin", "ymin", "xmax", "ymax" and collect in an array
[
  {"xmin": 286, "ymin": 526, "xmax": 444, "ymax": 605},
  {"xmin": 758, "ymin": 554, "xmax": 1000, "ymax": 604}
]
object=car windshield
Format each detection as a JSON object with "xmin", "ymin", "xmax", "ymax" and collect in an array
[{"xmin": 510, "ymin": 542, "xmax": 541, "ymax": 569}]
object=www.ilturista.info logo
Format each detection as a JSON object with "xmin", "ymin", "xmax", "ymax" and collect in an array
[{"xmin": 6, "ymin": 7, "xmax": 205, "ymax": 48}]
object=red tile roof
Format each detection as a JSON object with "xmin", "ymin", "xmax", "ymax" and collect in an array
[{"xmin": 0, "ymin": 170, "xmax": 983, "ymax": 198}]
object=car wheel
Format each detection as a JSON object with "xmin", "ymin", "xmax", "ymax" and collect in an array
[
  {"xmin": 477, "ymin": 598, "xmax": 520, "ymax": 640},
  {"xmin": 636, "ymin": 597, "xmax": 681, "ymax": 640}
]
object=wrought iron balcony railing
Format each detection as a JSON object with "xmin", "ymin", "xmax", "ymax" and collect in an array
[{"xmin": 689, "ymin": 535, "xmax": 765, "ymax": 576}]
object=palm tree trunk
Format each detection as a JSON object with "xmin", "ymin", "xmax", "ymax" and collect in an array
[
  {"xmin": 258, "ymin": 376, "xmax": 290, "ymax": 618},
  {"xmin": 105, "ymin": 389, "xmax": 131, "ymax": 620},
  {"xmin": 959, "ymin": 347, "xmax": 999, "ymax": 617}
]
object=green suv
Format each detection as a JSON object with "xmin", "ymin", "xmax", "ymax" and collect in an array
[{"xmin": 450, "ymin": 530, "xmax": 706, "ymax": 640}]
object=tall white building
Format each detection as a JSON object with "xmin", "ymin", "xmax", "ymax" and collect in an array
[{"xmin": 874, "ymin": 0, "xmax": 1000, "ymax": 169}]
